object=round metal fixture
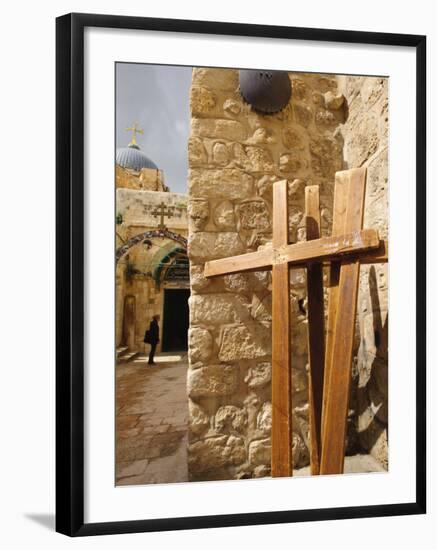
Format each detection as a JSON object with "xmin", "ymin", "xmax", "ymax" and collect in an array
[{"xmin": 239, "ymin": 70, "xmax": 291, "ymax": 114}]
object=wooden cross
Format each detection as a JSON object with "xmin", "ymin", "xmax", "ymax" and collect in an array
[
  {"xmin": 204, "ymin": 168, "xmax": 388, "ymax": 477},
  {"xmin": 151, "ymin": 202, "xmax": 175, "ymax": 229}
]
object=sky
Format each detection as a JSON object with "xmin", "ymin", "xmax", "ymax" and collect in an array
[{"xmin": 116, "ymin": 63, "xmax": 192, "ymax": 194}]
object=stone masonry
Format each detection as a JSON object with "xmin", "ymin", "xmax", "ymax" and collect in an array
[
  {"xmin": 339, "ymin": 76, "xmax": 389, "ymax": 468},
  {"xmin": 186, "ymin": 68, "xmax": 353, "ymax": 480}
]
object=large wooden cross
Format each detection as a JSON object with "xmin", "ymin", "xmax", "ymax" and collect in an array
[{"xmin": 204, "ymin": 168, "xmax": 388, "ymax": 476}]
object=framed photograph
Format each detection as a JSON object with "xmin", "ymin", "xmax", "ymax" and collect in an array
[{"xmin": 56, "ymin": 12, "xmax": 426, "ymax": 536}]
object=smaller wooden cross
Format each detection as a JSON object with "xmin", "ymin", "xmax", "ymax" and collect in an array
[
  {"xmin": 204, "ymin": 169, "xmax": 388, "ymax": 477},
  {"xmin": 151, "ymin": 202, "xmax": 175, "ymax": 229}
]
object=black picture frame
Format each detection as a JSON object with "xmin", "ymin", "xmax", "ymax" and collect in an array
[{"xmin": 56, "ymin": 12, "xmax": 426, "ymax": 537}]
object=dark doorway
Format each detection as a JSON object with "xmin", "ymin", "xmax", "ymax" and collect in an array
[{"xmin": 161, "ymin": 289, "xmax": 190, "ymax": 352}]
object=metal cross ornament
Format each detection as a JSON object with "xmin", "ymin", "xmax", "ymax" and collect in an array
[{"xmin": 151, "ymin": 201, "xmax": 175, "ymax": 230}]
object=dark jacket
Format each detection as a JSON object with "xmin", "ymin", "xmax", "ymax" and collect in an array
[{"xmin": 148, "ymin": 319, "xmax": 160, "ymax": 344}]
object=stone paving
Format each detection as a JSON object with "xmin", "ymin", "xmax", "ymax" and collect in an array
[{"xmin": 116, "ymin": 353, "xmax": 189, "ymax": 486}]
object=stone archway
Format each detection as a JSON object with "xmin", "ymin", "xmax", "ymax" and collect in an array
[{"xmin": 116, "ymin": 229, "xmax": 187, "ymax": 263}]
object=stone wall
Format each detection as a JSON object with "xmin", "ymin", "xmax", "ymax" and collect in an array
[
  {"xmin": 187, "ymin": 68, "xmax": 346, "ymax": 480},
  {"xmin": 116, "ymin": 188, "xmax": 189, "ymax": 350},
  {"xmin": 339, "ymin": 76, "xmax": 389, "ymax": 468},
  {"xmin": 116, "ymin": 164, "xmax": 169, "ymax": 192}
]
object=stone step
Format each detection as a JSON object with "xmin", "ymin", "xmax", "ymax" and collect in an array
[
  {"xmin": 118, "ymin": 351, "xmax": 140, "ymax": 364},
  {"xmin": 116, "ymin": 346, "xmax": 129, "ymax": 359},
  {"xmin": 294, "ymin": 454, "xmax": 386, "ymax": 476}
]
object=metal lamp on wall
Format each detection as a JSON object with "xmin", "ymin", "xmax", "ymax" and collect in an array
[{"xmin": 239, "ymin": 69, "xmax": 292, "ymax": 114}]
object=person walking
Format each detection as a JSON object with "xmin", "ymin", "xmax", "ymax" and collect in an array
[{"xmin": 144, "ymin": 314, "xmax": 160, "ymax": 366}]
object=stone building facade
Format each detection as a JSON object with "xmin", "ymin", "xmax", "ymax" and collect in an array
[
  {"xmin": 116, "ymin": 164, "xmax": 189, "ymax": 356},
  {"xmin": 185, "ymin": 68, "xmax": 363, "ymax": 481},
  {"xmin": 115, "ymin": 164, "xmax": 169, "ymax": 192}
]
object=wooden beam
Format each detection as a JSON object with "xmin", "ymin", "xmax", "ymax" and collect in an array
[
  {"xmin": 204, "ymin": 247, "xmax": 273, "ymax": 278},
  {"xmin": 320, "ymin": 167, "xmax": 367, "ymax": 475},
  {"xmin": 204, "ymin": 229, "xmax": 380, "ymax": 278},
  {"xmin": 271, "ymin": 180, "xmax": 293, "ymax": 477},
  {"xmin": 305, "ymin": 186, "xmax": 325, "ymax": 475},
  {"xmin": 353, "ymin": 239, "xmax": 388, "ymax": 265},
  {"xmin": 275, "ymin": 229, "xmax": 379, "ymax": 266}
]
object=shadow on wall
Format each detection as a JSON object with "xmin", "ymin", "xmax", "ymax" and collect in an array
[{"xmin": 356, "ymin": 265, "xmax": 389, "ymax": 467}]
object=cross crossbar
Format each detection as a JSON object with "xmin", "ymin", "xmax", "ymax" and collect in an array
[{"xmin": 204, "ymin": 229, "xmax": 382, "ymax": 277}]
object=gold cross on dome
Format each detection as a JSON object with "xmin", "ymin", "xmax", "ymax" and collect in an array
[{"xmin": 125, "ymin": 121, "xmax": 144, "ymax": 146}]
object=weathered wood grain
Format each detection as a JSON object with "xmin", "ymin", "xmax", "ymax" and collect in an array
[
  {"xmin": 271, "ymin": 180, "xmax": 293, "ymax": 477},
  {"xmin": 305, "ymin": 185, "xmax": 325, "ymax": 475},
  {"xmin": 204, "ymin": 229, "xmax": 380, "ymax": 278},
  {"xmin": 320, "ymin": 167, "xmax": 367, "ymax": 475}
]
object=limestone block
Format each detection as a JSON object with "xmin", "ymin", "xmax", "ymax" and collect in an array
[
  {"xmin": 357, "ymin": 77, "xmax": 387, "ymax": 108},
  {"xmin": 324, "ymin": 91, "xmax": 345, "ymax": 110},
  {"xmin": 246, "ymin": 127, "xmax": 276, "ymax": 145},
  {"xmin": 223, "ymin": 98, "xmax": 241, "ymax": 115},
  {"xmin": 188, "ymin": 435, "xmax": 246, "ymax": 474},
  {"xmin": 253, "ymin": 465, "xmax": 271, "ymax": 478},
  {"xmin": 291, "ymin": 78, "xmax": 308, "ymax": 100},
  {"xmin": 192, "ymin": 118, "xmax": 247, "ymax": 142},
  {"xmin": 293, "ymin": 432, "xmax": 309, "ymax": 468},
  {"xmin": 190, "ymin": 86, "xmax": 216, "ymax": 115},
  {"xmin": 282, "ymin": 126, "xmax": 305, "ymax": 150},
  {"xmin": 189, "ymin": 294, "xmax": 251, "ymax": 325},
  {"xmin": 213, "ymin": 200, "xmax": 236, "ymax": 230},
  {"xmin": 192, "ymin": 68, "xmax": 239, "ymax": 91},
  {"xmin": 250, "ymin": 271, "xmax": 271, "ymax": 291},
  {"xmin": 292, "ymin": 368, "xmax": 308, "ymax": 392},
  {"xmin": 190, "ymin": 264, "xmax": 211, "ymax": 292},
  {"xmin": 291, "ymin": 321, "xmax": 309, "ymax": 357},
  {"xmin": 248, "ymin": 438, "xmax": 271, "ymax": 466},
  {"xmin": 237, "ymin": 200, "xmax": 271, "ymax": 231},
  {"xmin": 212, "ymin": 142, "xmax": 229, "ymax": 165},
  {"xmin": 188, "ymin": 137, "xmax": 208, "ymax": 166},
  {"xmin": 188, "ymin": 400, "xmax": 210, "ymax": 436},
  {"xmin": 187, "ymin": 199, "xmax": 209, "ymax": 232},
  {"xmin": 294, "ymin": 103, "xmax": 313, "ymax": 128},
  {"xmin": 187, "ymin": 364, "xmax": 238, "ymax": 398},
  {"xmin": 244, "ymin": 362, "xmax": 272, "ymax": 388},
  {"xmin": 223, "ymin": 273, "xmax": 250, "ymax": 294},
  {"xmin": 215, "ymin": 405, "xmax": 247, "ymax": 433},
  {"xmin": 310, "ymin": 136, "xmax": 342, "ymax": 178},
  {"xmin": 312, "ymin": 91, "xmax": 324, "ymax": 105},
  {"xmin": 256, "ymin": 402, "xmax": 272, "ymax": 435},
  {"xmin": 288, "ymin": 178, "xmax": 305, "ymax": 197},
  {"xmin": 288, "ymin": 207, "xmax": 304, "ymax": 241},
  {"xmin": 188, "ymin": 327, "xmax": 213, "ymax": 363},
  {"xmin": 189, "ymin": 169, "xmax": 254, "ymax": 199},
  {"xmin": 315, "ymin": 109, "xmax": 337, "ymax": 126},
  {"xmin": 244, "ymin": 146, "xmax": 274, "ymax": 173},
  {"xmin": 293, "ymin": 403, "xmax": 310, "ymax": 447},
  {"xmin": 251, "ymin": 294, "xmax": 272, "ymax": 323},
  {"xmin": 370, "ymin": 429, "xmax": 388, "ymax": 470},
  {"xmin": 343, "ymin": 110, "xmax": 379, "ymax": 167},
  {"xmin": 365, "ymin": 195, "xmax": 389, "ymax": 242},
  {"xmin": 219, "ymin": 323, "xmax": 271, "ymax": 362},
  {"xmin": 256, "ymin": 175, "xmax": 279, "ymax": 200},
  {"xmin": 315, "ymin": 75, "xmax": 338, "ymax": 93},
  {"xmin": 368, "ymin": 380, "xmax": 388, "ymax": 423},
  {"xmin": 188, "ymin": 231, "xmax": 245, "ymax": 263},
  {"xmin": 279, "ymin": 152, "xmax": 305, "ymax": 174}
]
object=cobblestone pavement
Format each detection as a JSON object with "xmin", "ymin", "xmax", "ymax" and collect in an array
[{"xmin": 116, "ymin": 353, "xmax": 189, "ymax": 486}]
